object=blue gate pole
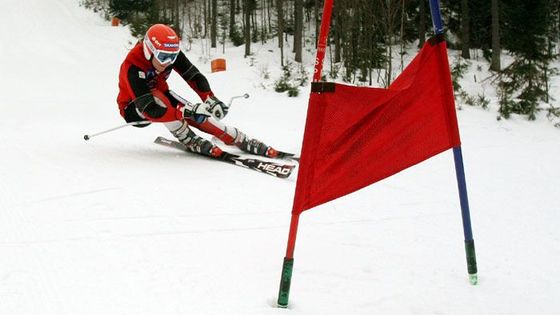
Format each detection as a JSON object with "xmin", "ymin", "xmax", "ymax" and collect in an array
[{"xmin": 428, "ymin": 0, "xmax": 478, "ymax": 285}]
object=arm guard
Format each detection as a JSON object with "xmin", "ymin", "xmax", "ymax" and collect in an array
[{"xmin": 173, "ymin": 52, "xmax": 213, "ymax": 101}]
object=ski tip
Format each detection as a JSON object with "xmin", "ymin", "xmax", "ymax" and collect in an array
[{"xmin": 276, "ymin": 164, "xmax": 296, "ymax": 179}]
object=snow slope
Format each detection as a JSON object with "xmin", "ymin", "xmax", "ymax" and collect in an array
[{"xmin": 1, "ymin": 1, "xmax": 559, "ymax": 314}]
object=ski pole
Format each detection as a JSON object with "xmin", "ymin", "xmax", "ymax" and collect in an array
[
  {"xmin": 85, "ymin": 94, "xmax": 248, "ymax": 141},
  {"xmin": 227, "ymin": 93, "xmax": 249, "ymax": 107},
  {"xmin": 83, "ymin": 121, "xmax": 150, "ymax": 141}
]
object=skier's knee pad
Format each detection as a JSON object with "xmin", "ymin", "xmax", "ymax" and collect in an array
[{"xmin": 166, "ymin": 120, "xmax": 194, "ymax": 143}]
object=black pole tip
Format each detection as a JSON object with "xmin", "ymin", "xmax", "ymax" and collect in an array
[{"xmin": 84, "ymin": 135, "xmax": 90, "ymax": 141}]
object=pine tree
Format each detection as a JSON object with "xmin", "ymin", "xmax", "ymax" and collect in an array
[
  {"xmin": 109, "ymin": 0, "xmax": 154, "ymax": 37},
  {"xmin": 498, "ymin": 0, "xmax": 553, "ymax": 120}
]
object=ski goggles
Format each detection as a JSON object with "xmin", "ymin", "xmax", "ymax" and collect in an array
[
  {"xmin": 154, "ymin": 50, "xmax": 179, "ymax": 64},
  {"xmin": 145, "ymin": 38, "xmax": 180, "ymax": 64}
]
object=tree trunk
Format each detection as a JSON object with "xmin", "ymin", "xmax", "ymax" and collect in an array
[
  {"xmin": 294, "ymin": 0, "xmax": 303, "ymax": 62},
  {"xmin": 277, "ymin": 0, "xmax": 285, "ymax": 66},
  {"xmin": 203, "ymin": 0, "xmax": 208, "ymax": 37},
  {"xmin": 315, "ymin": 0, "xmax": 320, "ymax": 48},
  {"xmin": 252, "ymin": 7, "xmax": 257, "ymax": 42},
  {"xmin": 334, "ymin": 2, "xmax": 341, "ymax": 63},
  {"xmin": 418, "ymin": 0, "xmax": 426, "ymax": 47},
  {"xmin": 244, "ymin": 0, "xmax": 251, "ymax": 56},
  {"xmin": 382, "ymin": 0, "xmax": 398, "ymax": 86},
  {"xmin": 400, "ymin": 0, "xmax": 405, "ymax": 71},
  {"xmin": 261, "ymin": 0, "xmax": 266, "ymax": 44},
  {"xmin": 461, "ymin": 0, "xmax": 470, "ymax": 59},
  {"xmin": 211, "ymin": 0, "xmax": 217, "ymax": 48},
  {"xmin": 267, "ymin": 0, "xmax": 273, "ymax": 33},
  {"xmin": 230, "ymin": 0, "xmax": 235, "ymax": 37},
  {"xmin": 174, "ymin": 0, "xmax": 180, "ymax": 34},
  {"xmin": 490, "ymin": 0, "xmax": 501, "ymax": 71}
]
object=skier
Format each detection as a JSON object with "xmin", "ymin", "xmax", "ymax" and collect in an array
[{"xmin": 117, "ymin": 23, "xmax": 279, "ymax": 158}]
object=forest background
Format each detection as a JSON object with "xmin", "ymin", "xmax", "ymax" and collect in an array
[{"xmin": 81, "ymin": 0, "xmax": 560, "ymax": 124}]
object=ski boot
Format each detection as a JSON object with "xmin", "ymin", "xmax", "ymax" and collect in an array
[
  {"xmin": 183, "ymin": 134, "xmax": 223, "ymax": 157},
  {"xmin": 171, "ymin": 121, "xmax": 222, "ymax": 157},
  {"xmin": 236, "ymin": 135, "xmax": 279, "ymax": 158}
]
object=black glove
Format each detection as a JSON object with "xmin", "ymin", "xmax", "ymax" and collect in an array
[{"xmin": 204, "ymin": 96, "xmax": 229, "ymax": 120}]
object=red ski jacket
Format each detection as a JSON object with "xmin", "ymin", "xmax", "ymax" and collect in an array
[{"xmin": 117, "ymin": 42, "xmax": 214, "ymax": 118}]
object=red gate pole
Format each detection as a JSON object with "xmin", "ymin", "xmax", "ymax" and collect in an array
[
  {"xmin": 277, "ymin": 0, "xmax": 334, "ymax": 308},
  {"xmin": 312, "ymin": 0, "xmax": 334, "ymax": 83}
]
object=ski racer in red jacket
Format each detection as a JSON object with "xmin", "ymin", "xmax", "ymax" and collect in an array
[{"xmin": 117, "ymin": 24, "xmax": 278, "ymax": 157}]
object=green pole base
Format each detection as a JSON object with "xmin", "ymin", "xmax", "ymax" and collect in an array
[
  {"xmin": 469, "ymin": 273, "xmax": 478, "ymax": 285},
  {"xmin": 465, "ymin": 240, "xmax": 478, "ymax": 285},
  {"xmin": 277, "ymin": 257, "xmax": 294, "ymax": 308}
]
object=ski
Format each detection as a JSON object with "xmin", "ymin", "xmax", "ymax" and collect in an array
[
  {"xmin": 210, "ymin": 137, "xmax": 300, "ymax": 162},
  {"xmin": 154, "ymin": 137, "xmax": 295, "ymax": 179},
  {"xmin": 275, "ymin": 151, "xmax": 300, "ymax": 162}
]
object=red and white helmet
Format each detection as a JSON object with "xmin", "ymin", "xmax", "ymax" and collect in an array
[{"xmin": 143, "ymin": 24, "xmax": 181, "ymax": 64}]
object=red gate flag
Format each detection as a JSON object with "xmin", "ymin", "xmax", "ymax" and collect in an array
[{"xmin": 292, "ymin": 36, "xmax": 461, "ymax": 214}]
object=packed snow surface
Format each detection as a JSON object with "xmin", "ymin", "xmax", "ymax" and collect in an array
[{"xmin": 1, "ymin": 0, "xmax": 559, "ymax": 314}]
